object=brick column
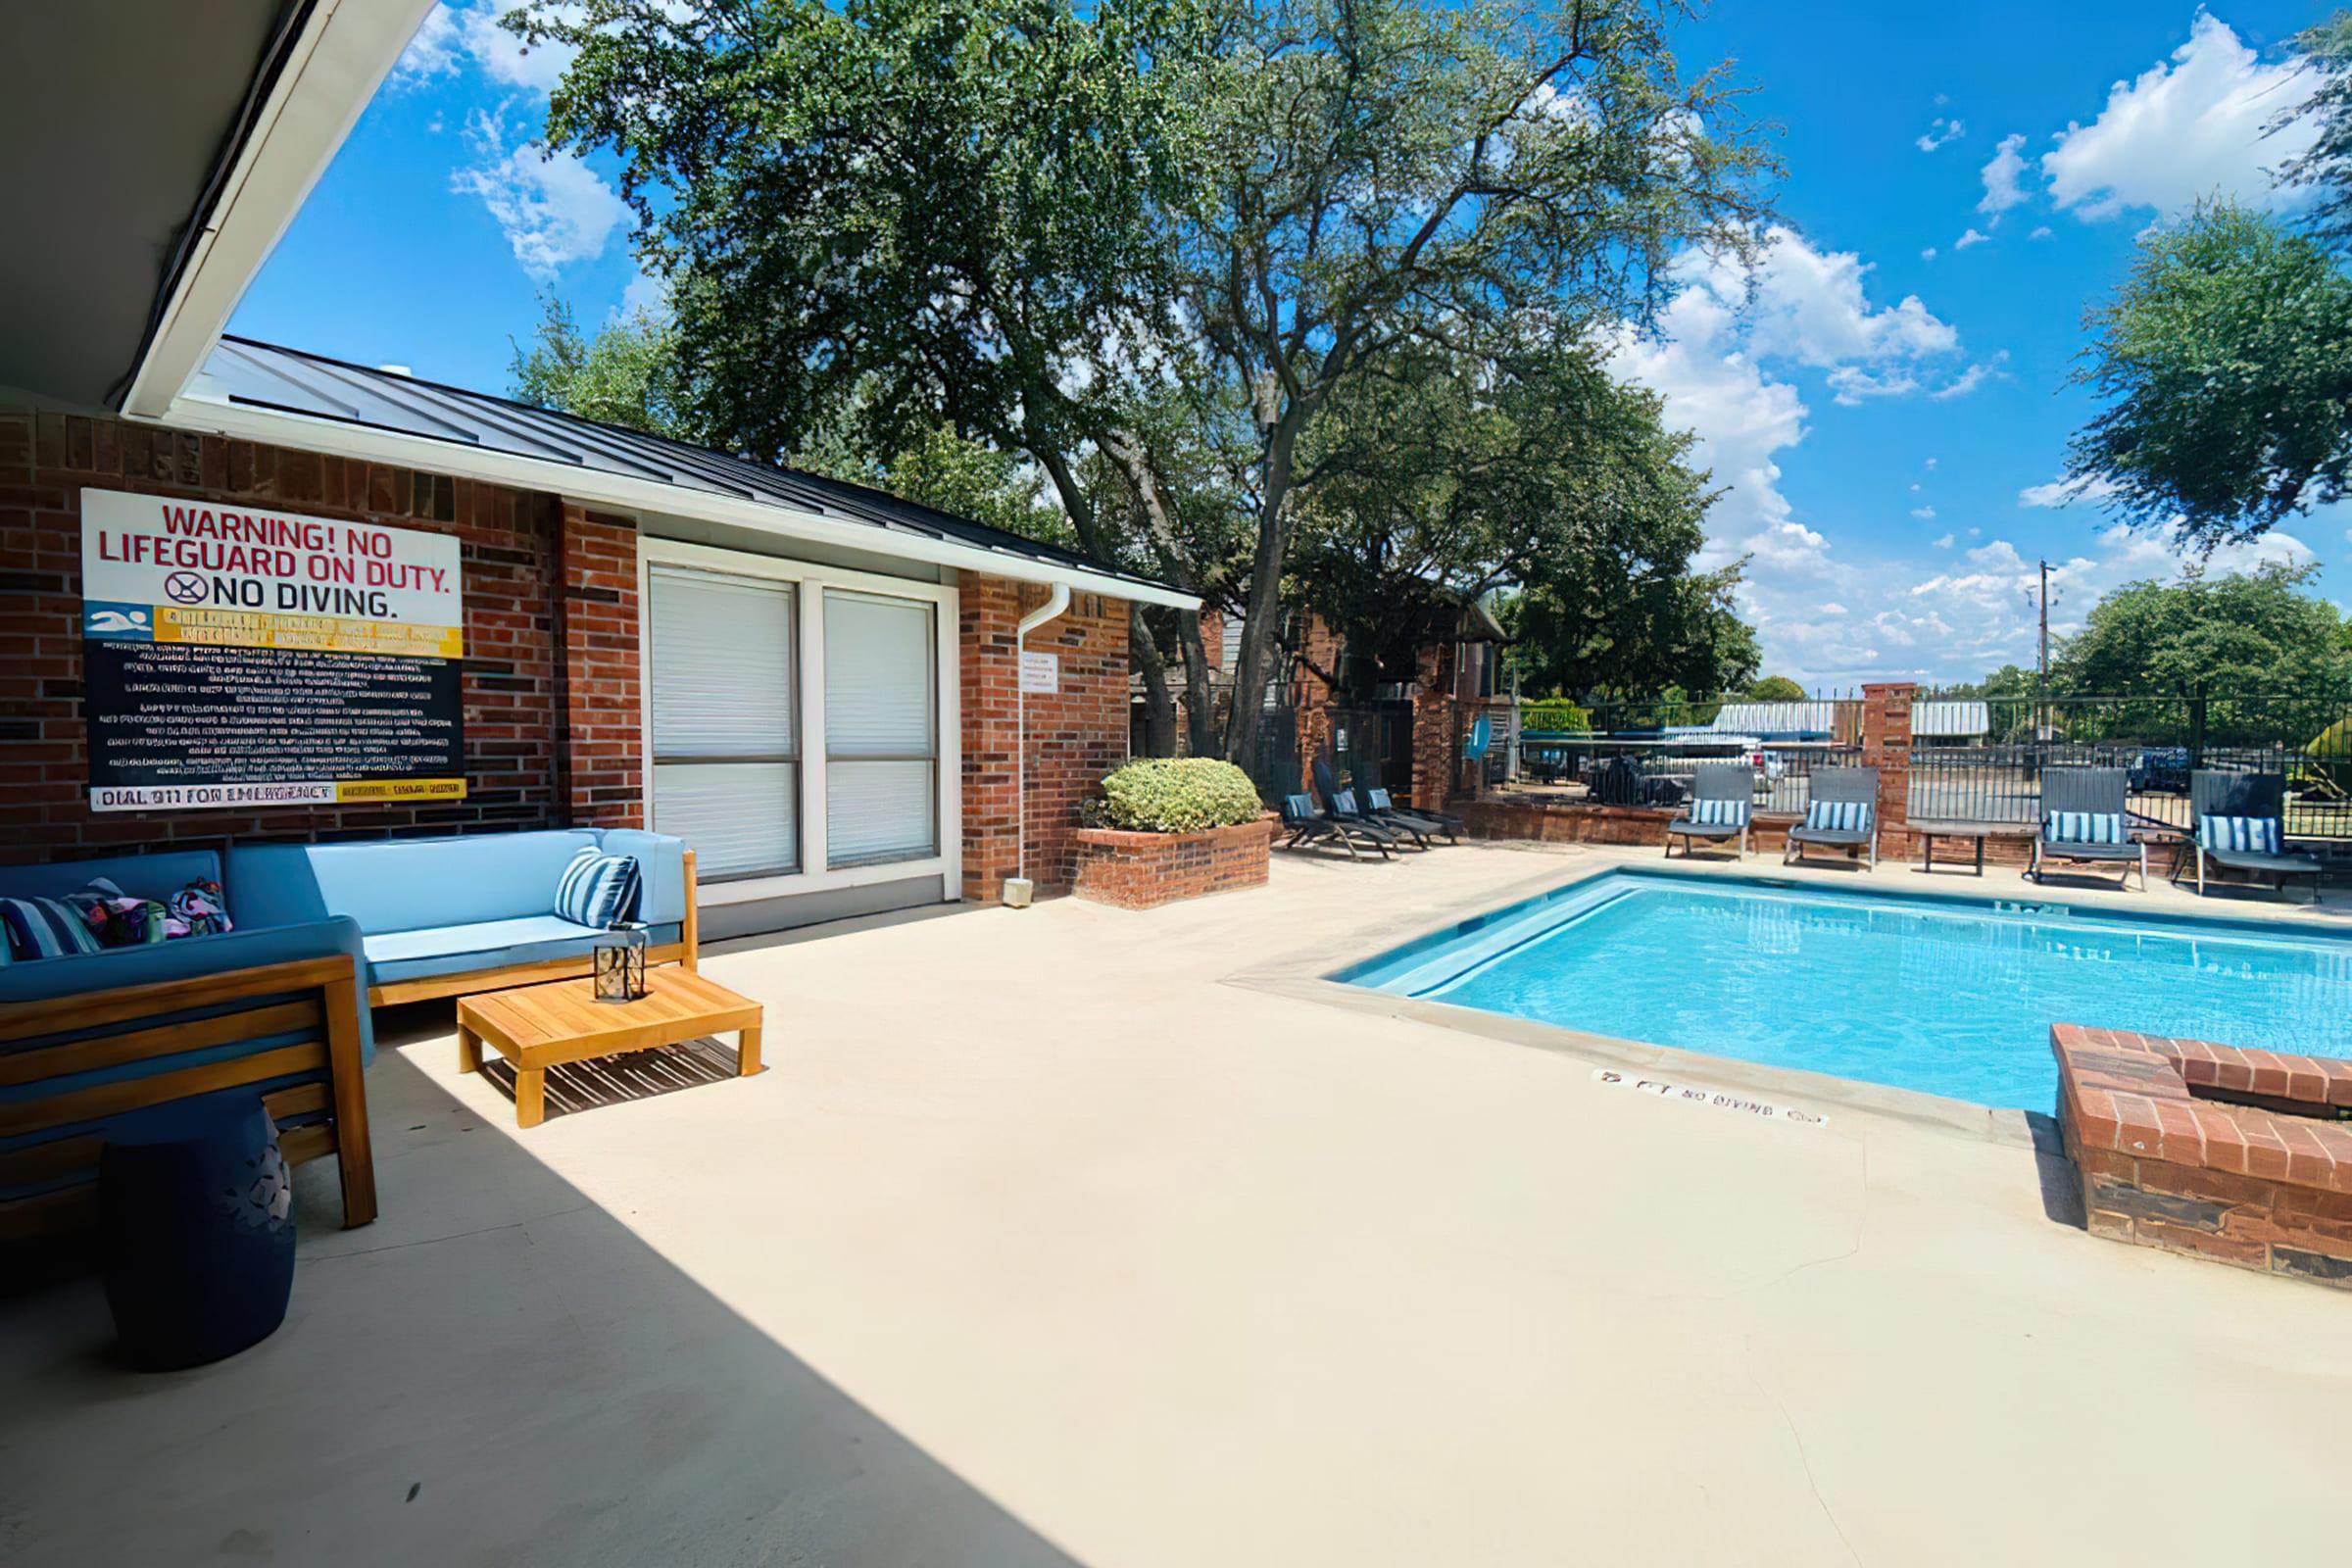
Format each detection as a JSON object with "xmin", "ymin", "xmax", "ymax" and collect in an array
[
  {"xmin": 1861, "ymin": 681, "xmax": 1915, "ymax": 848},
  {"xmin": 1409, "ymin": 641, "xmax": 1461, "ymax": 808},
  {"xmin": 959, "ymin": 575, "xmax": 1022, "ymax": 902},
  {"xmin": 556, "ymin": 504, "xmax": 644, "ymax": 828},
  {"xmin": 1291, "ymin": 614, "xmax": 1342, "ymax": 793}
]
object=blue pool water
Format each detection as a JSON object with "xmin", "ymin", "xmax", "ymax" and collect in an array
[{"xmin": 1337, "ymin": 871, "xmax": 2352, "ymax": 1110}]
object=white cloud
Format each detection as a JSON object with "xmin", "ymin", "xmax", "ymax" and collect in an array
[
  {"xmin": 2029, "ymin": 224, "xmax": 2053, "ymax": 239},
  {"xmin": 1929, "ymin": 352, "xmax": 2008, "ymax": 400},
  {"xmin": 452, "ymin": 106, "xmax": 628, "ymax": 280},
  {"xmin": 1911, "ymin": 507, "xmax": 1936, "ymax": 520},
  {"xmin": 1925, "ymin": 458, "xmax": 1938, "ymax": 470},
  {"xmin": 1953, "ymin": 226, "xmax": 1990, "ymax": 250},
  {"xmin": 1931, "ymin": 533, "xmax": 1955, "ymax": 549},
  {"xmin": 2019, "ymin": 474, "xmax": 2122, "ymax": 509},
  {"xmin": 2043, "ymin": 14, "xmax": 2324, "ymax": 223},
  {"xmin": 616, "ymin": 270, "xmax": 669, "ymax": 321},
  {"xmin": 1978, "ymin": 132, "xmax": 2031, "ymax": 218},
  {"xmin": 392, "ymin": 4, "xmax": 580, "ymax": 95},
  {"xmin": 1916, "ymin": 117, "xmax": 1966, "ymax": 153},
  {"xmin": 1920, "ymin": 246, "xmax": 1938, "ymax": 262}
]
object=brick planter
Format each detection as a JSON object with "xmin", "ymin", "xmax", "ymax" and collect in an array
[
  {"xmin": 2051, "ymin": 1024, "xmax": 2352, "ymax": 1288},
  {"xmin": 1071, "ymin": 817, "xmax": 1275, "ymax": 909}
]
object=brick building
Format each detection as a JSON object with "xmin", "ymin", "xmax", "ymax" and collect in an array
[{"xmin": 0, "ymin": 4, "xmax": 1194, "ymax": 936}]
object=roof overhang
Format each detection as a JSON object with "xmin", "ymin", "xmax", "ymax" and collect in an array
[
  {"xmin": 152, "ymin": 392, "xmax": 1203, "ymax": 611},
  {"xmin": 0, "ymin": 2, "xmax": 433, "ymax": 413},
  {"xmin": 119, "ymin": 0, "xmax": 439, "ymax": 417}
]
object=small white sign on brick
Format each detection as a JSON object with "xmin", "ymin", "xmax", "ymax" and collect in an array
[{"xmin": 1019, "ymin": 650, "xmax": 1059, "ymax": 694}]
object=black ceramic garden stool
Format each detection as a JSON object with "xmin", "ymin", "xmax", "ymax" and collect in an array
[{"xmin": 99, "ymin": 1095, "xmax": 296, "ymax": 1371}]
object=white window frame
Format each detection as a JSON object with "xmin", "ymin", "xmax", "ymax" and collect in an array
[{"xmin": 638, "ymin": 537, "xmax": 961, "ymax": 908}]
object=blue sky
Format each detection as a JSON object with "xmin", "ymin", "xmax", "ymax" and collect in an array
[{"xmin": 231, "ymin": 2, "xmax": 2352, "ymax": 686}]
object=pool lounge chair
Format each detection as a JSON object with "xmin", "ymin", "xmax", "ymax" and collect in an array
[
  {"xmin": 2186, "ymin": 770, "xmax": 2323, "ymax": 904},
  {"xmin": 1367, "ymin": 787, "xmax": 1461, "ymax": 845},
  {"xmin": 1664, "ymin": 762, "xmax": 1753, "ymax": 859},
  {"xmin": 2029, "ymin": 767, "xmax": 2147, "ymax": 892},
  {"xmin": 1312, "ymin": 760, "xmax": 1423, "ymax": 852},
  {"xmin": 1279, "ymin": 792, "xmax": 1393, "ymax": 860},
  {"xmin": 1783, "ymin": 765, "xmax": 1880, "ymax": 869}
]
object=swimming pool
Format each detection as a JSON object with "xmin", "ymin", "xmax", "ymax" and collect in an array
[{"xmin": 1336, "ymin": 870, "xmax": 2352, "ymax": 1110}]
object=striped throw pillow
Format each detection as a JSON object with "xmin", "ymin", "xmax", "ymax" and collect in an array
[
  {"xmin": 2043, "ymin": 810, "xmax": 2125, "ymax": 845},
  {"xmin": 2199, "ymin": 815, "xmax": 2281, "ymax": 854},
  {"xmin": 1689, "ymin": 797, "xmax": 1748, "ymax": 827},
  {"xmin": 555, "ymin": 848, "xmax": 640, "ymax": 928},
  {"xmin": 0, "ymin": 895, "xmax": 104, "ymax": 961},
  {"xmin": 1804, "ymin": 799, "xmax": 1870, "ymax": 832}
]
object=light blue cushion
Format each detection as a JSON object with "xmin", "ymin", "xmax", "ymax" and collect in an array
[
  {"xmin": 2044, "ymin": 810, "xmax": 2125, "ymax": 845},
  {"xmin": 362, "ymin": 917, "xmax": 684, "ymax": 987},
  {"xmin": 595, "ymin": 830, "xmax": 688, "ymax": 925},
  {"xmin": 1804, "ymin": 799, "xmax": 1870, "ymax": 832},
  {"xmin": 2199, "ymin": 815, "xmax": 2281, "ymax": 854}
]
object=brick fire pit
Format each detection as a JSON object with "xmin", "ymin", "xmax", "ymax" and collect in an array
[{"xmin": 2051, "ymin": 1024, "xmax": 2352, "ymax": 1288}]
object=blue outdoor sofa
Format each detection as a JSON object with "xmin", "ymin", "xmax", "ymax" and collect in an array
[
  {"xmin": 1, "ymin": 849, "xmax": 377, "ymax": 1238},
  {"xmin": 228, "ymin": 828, "xmax": 697, "ymax": 1005},
  {"xmin": 1, "ymin": 828, "xmax": 697, "ymax": 1241}
]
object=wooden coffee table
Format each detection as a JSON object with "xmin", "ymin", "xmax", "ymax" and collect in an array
[{"xmin": 456, "ymin": 968, "xmax": 763, "ymax": 1128}]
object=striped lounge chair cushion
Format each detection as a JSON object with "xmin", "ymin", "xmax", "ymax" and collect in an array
[
  {"xmin": 0, "ymin": 894, "xmax": 104, "ymax": 961},
  {"xmin": 2199, "ymin": 815, "xmax": 2281, "ymax": 854},
  {"xmin": 1803, "ymin": 799, "xmax": 1870, "ymax": 832},
  {"xmin": 2043, "ymin": 810, "xmax": 2126, "ymax": 845},
  {"xmin": 555, "ymin": 848, "xmax": 641, "ymax": 928},
  {"xmin": 1688, "ymin": 797, "xmax": 1748, "ymax": 827}
]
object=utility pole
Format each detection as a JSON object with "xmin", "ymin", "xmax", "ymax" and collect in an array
[{"xmin": 2036, "ymin": 559, "xmax": 2050, "ymax": 682}]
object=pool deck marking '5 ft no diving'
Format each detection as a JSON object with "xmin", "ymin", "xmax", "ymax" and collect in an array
[{"xmin": 1592, "ymin": 1068, "xmax": 1829, "ymax": 1128}]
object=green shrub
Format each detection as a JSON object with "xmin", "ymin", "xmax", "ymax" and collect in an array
[
  {"xmin": 1092, "ymin": 758, "xmax": 1265, "ymax": 833},
  {"xmin": 1520, "ymin": 699, "xmax": 1592, "ymax": 734}
]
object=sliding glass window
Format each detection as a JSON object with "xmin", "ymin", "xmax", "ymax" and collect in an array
[
  {"xmin": 647, "ymin": 567, "xmax": 800, "ymax": 878},
  {"xmin": 823, "ymin": 590, "xmax": 937, "ymax": 868}
]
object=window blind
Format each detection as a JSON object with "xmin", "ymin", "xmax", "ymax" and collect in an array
[
  {"xmin": 649, "ymin": 568, "xmax": 799, "ymax": 877},
  {"xmin": 823, "ymin": 591, "xmax": 936, "ymax": 867}
]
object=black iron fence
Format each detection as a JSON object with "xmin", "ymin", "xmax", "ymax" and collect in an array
[
  {"xmin": 1905, "ymin": 689, "xmax": 2352, "ymax": 839},
  {"xmin": 1497, "ymin": 692, "xmax": 1865, "ymax": 816}
]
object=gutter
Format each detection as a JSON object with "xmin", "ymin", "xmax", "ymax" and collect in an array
[{"xmin": 1004, "ymin": 583, "xmax": 1072, "ymax": 907}]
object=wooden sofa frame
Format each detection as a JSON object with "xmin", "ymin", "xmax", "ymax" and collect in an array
[
  {"xmin": 0, "ymin": 953, "xmax": 377, "ymax": 1241},
  {"xmin": 366, "ymin": 850, "xmax": 700, "ymax": 1006}
]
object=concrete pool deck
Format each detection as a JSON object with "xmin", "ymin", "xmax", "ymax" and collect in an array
[{"xmin": 5, "ymin": 840, "xmax": 2350, "ymax": 1565}]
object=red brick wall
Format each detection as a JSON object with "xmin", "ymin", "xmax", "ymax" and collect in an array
[
  {"xmin": 557, "ymin": 504, "xmax": 643, "ymax": 829},
  {"xmin": 2054, "ymin": 1025, "xmax": 2352, "ymax": 1288},
  {"xmin": 1072, "ymin": 817, "xmax": 1275, "ymax": 908},
  {"xmin": 0, "ymin": 407, "xmax": 628, "ymax": 862},
  {"xmin": 958, "ymin": 576, "xmax": 1132, "ymax": 902}
]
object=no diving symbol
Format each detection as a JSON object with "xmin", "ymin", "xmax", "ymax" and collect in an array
[{"xmin": 164, "ymin": 571, "xmax": 207, "ymax": 605}]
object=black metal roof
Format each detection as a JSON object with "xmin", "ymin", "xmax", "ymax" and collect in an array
[{"xmin": 197, "ymin": 334, "xmax": 1183, "ymax": 598}]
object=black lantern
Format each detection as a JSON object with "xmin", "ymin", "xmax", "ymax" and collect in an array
[{"xmin": 593, "ymin": 921, "xmax": 650, "ymax": 1004}]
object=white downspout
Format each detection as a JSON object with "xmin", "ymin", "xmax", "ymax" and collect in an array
[{"xmin": 1006, "ymin": 583, "xmax": 1071, "ymax": 906}]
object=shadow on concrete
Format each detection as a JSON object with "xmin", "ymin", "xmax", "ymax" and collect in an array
[
  {"xmin": 2022, "ymin": 1108, "xmax": 2087, "ymax": 1230},
  {"xmin": 0, "ymin": 1046, "xmax": 1084, "ymax": 1568}
]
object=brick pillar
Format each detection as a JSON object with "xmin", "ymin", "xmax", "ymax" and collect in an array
[
  {"xmin": 1861, "ymin": 682, "xmax": 1915, "ymax": 848},
  {"xmin": 1410, "ymin": 641, "xmax": 1460, "ymax": 808},
  {"xmin": 1292, "ymin": 613, "xmax": 1343, "ymax": 793},
  {"xmin": 556, "ymin": 504, "xmax": 644, "ymax": 828},
  {"xmin": 959, "ymin": 575, "xmax": 1022, "ymax": 902}
]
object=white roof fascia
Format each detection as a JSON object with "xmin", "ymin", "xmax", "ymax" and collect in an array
[
  {"xmin": 120, "ymin": 0, "xmax": 441, "ymax": 419},
  {"xmin": 151, "ymin": 391, "xmax": 1202, "ymax": 611}
]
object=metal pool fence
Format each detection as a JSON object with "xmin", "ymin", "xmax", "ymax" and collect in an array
[{"xmin": 1904, "ymin": 689, "xmax": 2352, "ymax": 839}]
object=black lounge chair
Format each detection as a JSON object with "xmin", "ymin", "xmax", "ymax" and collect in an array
[
  {"xmin": 2029, "ymin": 767, "xmax": 2146, "ymax": 892},
  {"xmin": 1312, "ymin": 760, "xmax": 1421, "ymax": 851},
  {"xmin": 1664, "ymin": 762, "xmax": 1753, "ymax": 859},
  {"xmin": 1278, "ymin": 791, "xmax": 1392, "ymax": 859},
  {"xmin": 1783, "ymin": 765, "xmax": 1880, "ymax": 869},
  {"xmin": 2185, "ymin": 770, "xmax": 2323, "ymax": 904},
  {"xmin": 1367, "ymin": 787, "xmax": 1461, "ymax": 845}
]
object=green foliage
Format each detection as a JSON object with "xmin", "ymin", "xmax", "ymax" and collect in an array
[
  {"xmin": 1093, "ymin": 758, "xmax": 1264, "ymax": 832},
  {"xmin": 2050, "ymin": 564, "xmax": 2352, "ymax": 695},
  {"xmin": 2278, "ymin": 14, "xmax": 2352, "ymax": 255},
  {"xmin": 2068, "ymin": 203, "xmax": 2352, "ymax": 546},
  {"xmin": 1745, "ymin": 675, "xmax": 1807, "ymax": 702},
  {"xmin": 510, "ymin": 295, "xmax": 689, "ymax": 437},
  {"xmin": 1290, "ymin": 342, "xmax": 1755, "ymax": 700},
  {"xmin": 1519, "ymin": 700, "xmax": 1592, "ymax": 734}
]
